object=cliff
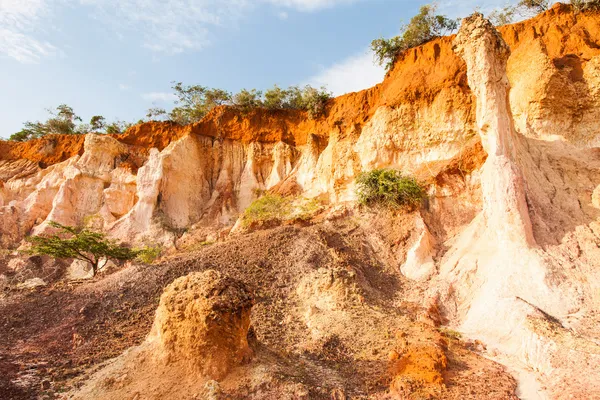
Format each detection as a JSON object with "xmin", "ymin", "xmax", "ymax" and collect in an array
[{"xmin": 1, "ymin": 3, "xmax": 600, "ymax": 399}]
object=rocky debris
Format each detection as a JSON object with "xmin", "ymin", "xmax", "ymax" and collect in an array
[
  {"xmin": 149, "ymin": 270, "xmax": 254, "ymax": 380},
  {"xmin": 67, "ymin": 260, "xmax": 94, "ymax": 280},
  {"xmin": 17, "ymin": 278, "xmax": 47, "ymax": 289}
]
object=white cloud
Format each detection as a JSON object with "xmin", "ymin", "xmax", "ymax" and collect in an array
[
  {"xmin": 141, "ymin": 92, "xmax": 177, "ymax": 103},
  {"xmin": 266, "ymin": 0, "xmax": 358, "ymax": 12},
  {"xmin": 118, "ymin": 84, "xmax": 131, "ymax": 90},
  {"xmin": 0, "ymin": 0, "xmax": 58, "ymax": 63},
  {"xmin": 0, "ymin": 0, "xmax": 366, "ymax": 62},
  {"xmin": 305, "ymin": 50, "xmax": 385, "ymax": 96}
]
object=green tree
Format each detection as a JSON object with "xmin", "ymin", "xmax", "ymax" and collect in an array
[
  {"xmin": 90, "ymin": 116, "xmax": 106, "ymax": 131},
  {"xmin": 169, "ymin": 82, "xmax": 232, "ymax": 124},
  {"xmin": 26, "ymin": 222, "xmax": 139, "ymax": 276},
  {"xmin": 372, "ymin": 4, "xmax": 458, "ymax": 71},
  {"xmin": 232, "ymin": 88, "xmax": 263, "ymax": 111}
]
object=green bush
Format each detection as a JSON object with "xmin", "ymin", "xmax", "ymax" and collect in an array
[
  {"xmin": 372, "ymin": 4, "xmax": 458, "ymax": 71},
  {"xmin": 262, "ymin": 85, "xmax": 331, "ymax": 118},
  {"xmin": 356, "ymin": 169, "xmax": 425, "ymax": 209},
  {"xmin": 242, "ymin": 194, "xmax": 291, "ymax": 226},
  {"xmin": 136, "ymin": 246, "xmax": 162, "ymax": 264}
]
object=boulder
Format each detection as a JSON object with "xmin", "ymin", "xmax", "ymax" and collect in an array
[{"xmin": 148, "ymin": 270, "xmax": 254, "ymax": 380}]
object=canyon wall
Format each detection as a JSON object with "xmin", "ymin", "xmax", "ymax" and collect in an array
[{"xmin": 1, "ymin": 4, "xmax": 600, "ymax": 398}]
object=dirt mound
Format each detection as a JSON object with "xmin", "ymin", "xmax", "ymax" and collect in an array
[{"xmin": 150, "ymin": 270, "xmax": 254, "ymax": 379}]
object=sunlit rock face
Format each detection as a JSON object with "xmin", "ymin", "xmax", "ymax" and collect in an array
[{"xmin": 1, "ymin": 5, "xmax": 600, "ymax": 398}]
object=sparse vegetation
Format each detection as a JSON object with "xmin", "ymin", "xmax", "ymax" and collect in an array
[
  {"xmin": 439, "ymin": 327, "xmax": 463, "ymax": 340},
  {"xmin": 571, "ymin": 0, "xmax": 600, "ymax": 11},
  {"xmin": 9, "ymin": 104, "xmax": 135, "ymax": 141},
  {"xmin": 242, "ymin": 194, "xmax": 324, "ymax": 226},
  {"xmin": 135, "ymin": 246, "xmax": 162, "ymax": 264},
  {"xmin": 518, "ymin": 0, "xmax": 550, "ymax": 14},
  {"xmin": 356, "ymin": 169, "xmax": 425, "ymax": 209},
  {"xmin": 242, "ymin": 194, "xmax": 291, "ymax": 226},
  {"xmin": 371, "ymin": 4, "xmax": 458, "ymax": 71},
  {"xmin": 26, "ymin": 221, "xmax": 139, "ymax": 276},
  {"xmin": 169, "ymin": 82, "xmax": 232, "ymax": 124},
  {"xmin": 488, "ymin": 5, "xmax": 517, "ymax": 26}
]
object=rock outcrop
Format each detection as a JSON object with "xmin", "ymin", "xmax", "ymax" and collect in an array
[
  {"xmin": 149, "ymin": 270, "xmax": 254, "ymax": 379},
  {"xmin": 1, "ymin": 4, "xmax": 600, "ymax": 398},
  {"xmin": 70, "ymin": 270, "xmax": 254, "ymax": 399},
  {"xmin": 435, "ymin": 12, "xmax": 600, "ymax": 399}
]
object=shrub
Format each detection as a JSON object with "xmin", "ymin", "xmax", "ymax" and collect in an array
[
  {"xmin": 372, "ymin": 4, "xmax": 458, "ymax": 71},
  {"xmin": 242, "ymin": 194, "xmax": 291, "ymax": 226},
  {"xmin": 356, "ymin": 169, "xmax": 425, "ymax": 209},
  {"xmin": 26, "ymin": 221, "xmax": 139, "ymax": 276},
  {"xmin": 242, "ymin": 194, "xmax": 324, "ymax": 226},
  {"xmin": 136, "ymin": 246, "xmax": 162, "ymax": 264}
]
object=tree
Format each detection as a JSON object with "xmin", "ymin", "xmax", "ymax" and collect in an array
[
  {"xmin": 26, "ymin": 222, "xmax": 139, "ymax": 276},
  {"xmin": 9, "ymin": 104, "xmax": 85, "ymax": 141},
  {"xmin": 146, "ymin": 107, "xmax": 167, "ymax": 121},
  {"xmin": 232, "ymin": 89, "xmax": 263, "ymax": 111},
  {"xmin": 372, "ymin": 4, "xmax": 458, "ymax": 71},
  {"xmin": 90, "ymin": 116, "xmax": 106, "ymax": 131},
  {"xmin": 169, "ymin": 82, "xmax": 232, "ymax": 125},
  {"xmin": 488, "ymin": 5, "xmax": 517, "ymax": 26},
  {"xmin": 570, "ymin": 0, "xmax": 600, "ymax": 11},
  {"xmin": 105, "ymin": 120, "xmax": 133, "ymax": 135},
  {"xmin": 518, "ymin": 0, "xmax": 550, "ymax": 14}
]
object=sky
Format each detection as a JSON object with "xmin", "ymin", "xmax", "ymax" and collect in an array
[{"xmin": 0, "ymin": 0, "xmax": 519, "ymax": 139}]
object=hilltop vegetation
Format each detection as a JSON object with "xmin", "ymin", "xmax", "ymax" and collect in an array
[{"xmin": 8, "ymin": 83, "xmax": 331, "ymax": 142}]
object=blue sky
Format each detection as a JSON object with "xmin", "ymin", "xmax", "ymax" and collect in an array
[{"xmin": 0, "ymin": 0, "xmax": 517, "ymax": 139}]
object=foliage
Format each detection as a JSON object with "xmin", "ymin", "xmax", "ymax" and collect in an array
[
  {"xmin": 262, "ymin": 84, "xmax": 331, "ymax": 118},
  {"xmin": 105, "ymin": 120, "xmax": 134, "ymax": 135},
  {"xmin": 439, "ymin": 327, "xmax": 463, "ymax": 340},
  {"xmin": 146, "ymin": 107, "xmax": 168, "ymax": 121},
  {"xmin": 169, "ymin": 82, "xmax": 232, "ymax": 124},
  {"xmin": 301, "ymin": 86, "xmax": 332, "ymax": 119},
  {"xmin": 242, "ymin": 194, "xmax": 291, "ymax": 226},
  {"xmin": 232, "ymin": 89, "xmax": 263, "ymax": 111},
  {"xmin": 135, "ymin": 246, "xmax": 162, "ymax": 264},
  {"xmin": 488, "ymin": 5, "xmax": 517, "ymax": 26},
  {"xmin": 356, "ymin": 169, "xmax": 425, "ymax": 209},
  {"xmin": 292, "ymin": 198, "xmax": 324, "ymax": 221},
  {"xmin": 26, "ymin": 221, "xmax": 139, "ymax": 276},
  {"xmin": 517, "ymin": 0, "xmax": 550, "ymax": 14},
  {"xmin": 9, "ymin": 104, "xmax": 133, "ymax": 141},
  {"xmin": 90, "ymin": 115, "xmax": 106, "ymax": 131},
  {"xmin": 570, "ymin": 0, "xmax": 600, "ymax": 11},
  {"xmin": 242, "ymin": 194, "xmax": 324, "ymax": 227},
  {"xmin": 371, "ymin": 4, "xmax": 458, "ymax": 71}
]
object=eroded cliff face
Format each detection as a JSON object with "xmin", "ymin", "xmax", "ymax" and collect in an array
[{"xmin": 1, "ymin": 3, "xmax": 600, "ymax": 399}]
